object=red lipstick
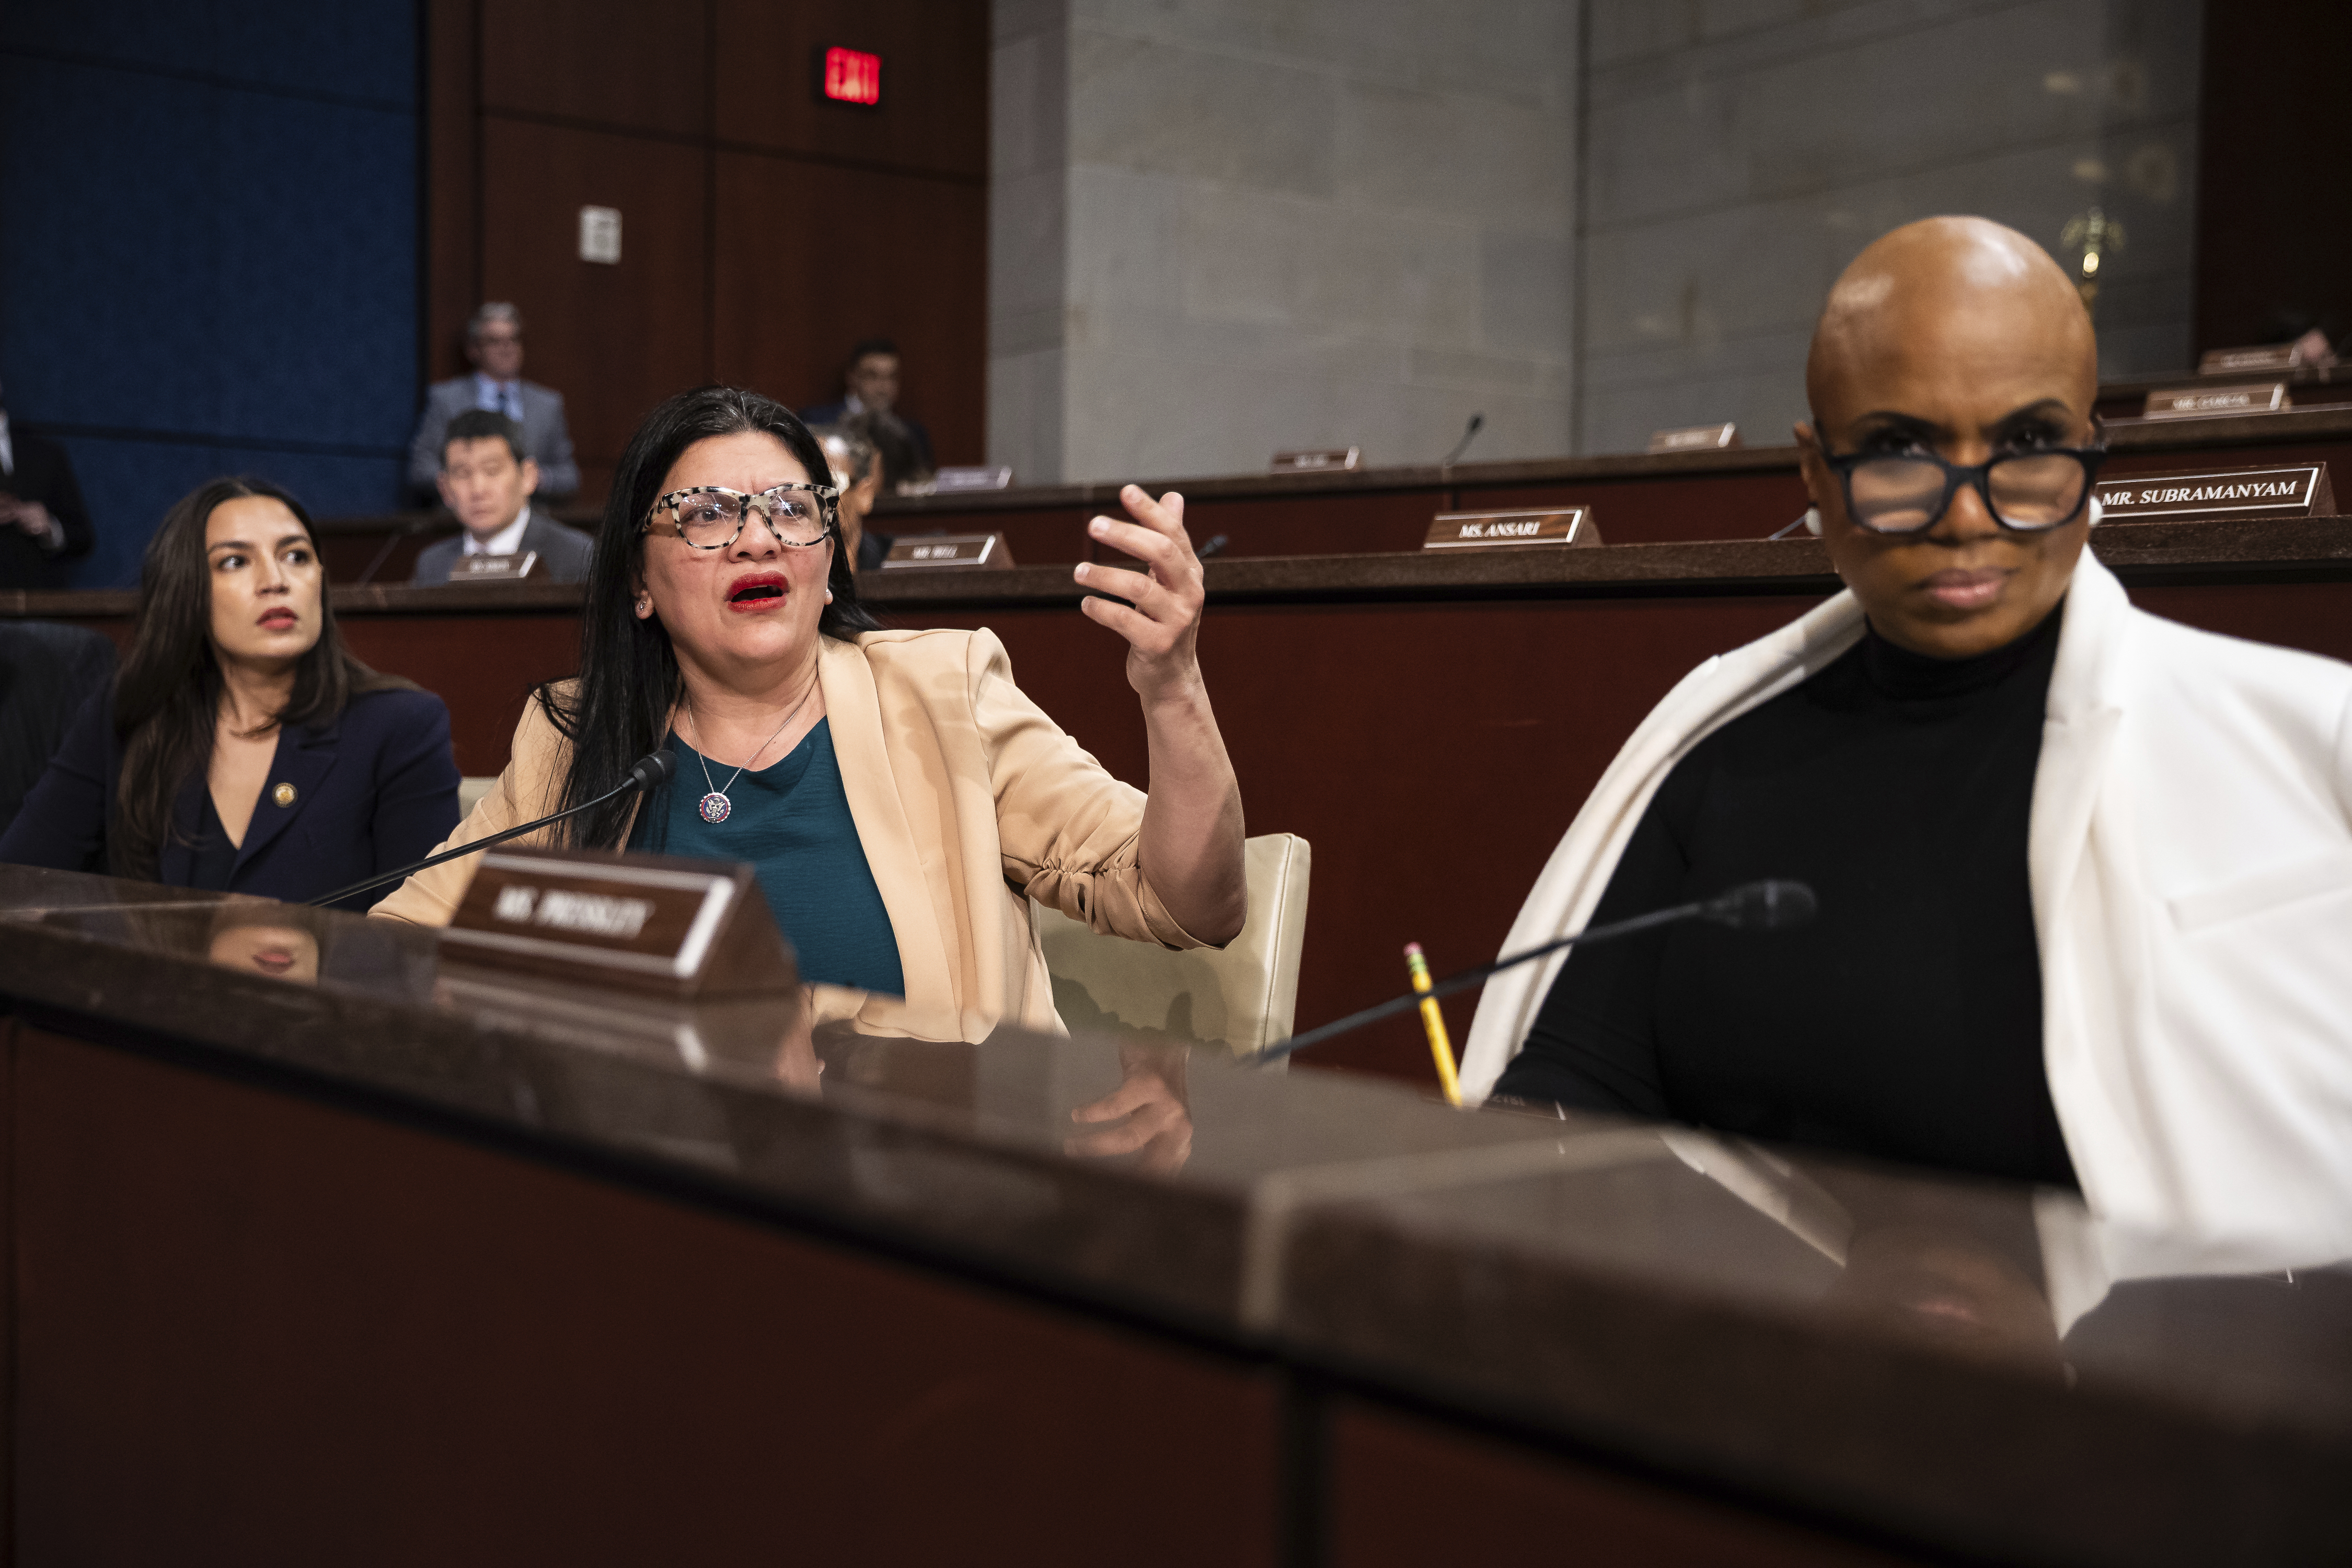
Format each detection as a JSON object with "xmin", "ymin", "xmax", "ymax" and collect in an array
[
  {"xmin": 724, "ymin": 570, "xmax": 789, "ymax": 614},
  {"xmin": 258, "ymin": 607, "xmax": 298, "ymax": 630}
]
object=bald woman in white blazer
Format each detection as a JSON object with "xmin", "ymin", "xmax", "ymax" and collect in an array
[{"xmin": 1466, "ymin": 217, "xmax": 2352, "ymax": 1264}]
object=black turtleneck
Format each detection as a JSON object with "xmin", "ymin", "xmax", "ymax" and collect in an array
[{"xmin": 1495, "ymin": 603, "xmax": 2078, "ymax": 1189}]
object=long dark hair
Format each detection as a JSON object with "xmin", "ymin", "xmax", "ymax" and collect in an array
[
  {"xmin": 112, "ymin": 477, "xmax": 408, "ymax": 878},
  {"xmin": 539, "ymin": 386, "xmax": 883, "ymax": 848}
]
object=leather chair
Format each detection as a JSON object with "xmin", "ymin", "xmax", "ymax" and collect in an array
[
  {"xmin": 1031, "ymin": 833, "xmax": 1310, "ymax": 1058},
  {"xmin": 457, "ymin": 776, "xmax": 498, "ymax": 818}
]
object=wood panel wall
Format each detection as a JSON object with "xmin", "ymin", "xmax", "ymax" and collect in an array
[
  {"xmin": 2193, "ymin": 2, "xmax": 2352, "ymax": 355},
  {"xmin": 425, "ymin": 0, "xmax": 988, "ymax": 506}
]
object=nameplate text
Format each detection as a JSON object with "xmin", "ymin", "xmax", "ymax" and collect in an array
[
  {"xmin": 444, "ymin": 848, "xmax": 795, "ymax": 996},
  {"xmin": 881, "ymin": 532, "xmax": 1013, "ymax": 569},
  {"xmin": 932, "ymin": 465, "xmax": 1014, "ymax": 493},
  {"xmin": 448, "ymin": 550, "xmax": 539, "ymax": 582},
  {"xmin": 1648, "ymin": 422, "xmax": 1740, "ymax": 454},
  {"xmin": 2095, "ymin": 463, "xmax": 2334, "ymax": 522},
  {"xmin": 1423, "ymin": 508, "xmax": 1599, "ymax": 550},
  {"xmin": 2197, "ymin": 344, "xmax": 2303, "ymax": 376},
  {"xmin": 1271, "ymin": 447, "xmax": 1361, "ymax": 474},
  {"xmin": 2142, "ymin": 382, "xmax": 2290, "ymax": 421}
]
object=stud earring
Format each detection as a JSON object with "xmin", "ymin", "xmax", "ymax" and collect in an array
[
  {"xmin": 1802, "ymin": 506, "xmax": 1824, "ymax": 536},
  {"xmin": 824, "ymin": 589, "xmax": 835, "ymax": 603}
]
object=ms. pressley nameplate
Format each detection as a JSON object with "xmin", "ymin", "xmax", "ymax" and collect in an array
[{"xmin": 2094, "ymin": 463, "xmax": 2335, "ymax": 522}]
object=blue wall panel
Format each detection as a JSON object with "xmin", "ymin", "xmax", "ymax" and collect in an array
[{"xmin": 0, "ymin": 1, "xmax": 417, "ymax": 587}]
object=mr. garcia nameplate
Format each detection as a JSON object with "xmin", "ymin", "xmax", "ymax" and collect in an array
[
  {"xmin": 2095, "ymin": 463, "xmax": 2334, "ymax": 522},
  {"xmin": 2142, "ymin": 382, "xmax": 2291, "ymax": 421},
  {"xmin": 1424, "ymin": 508, "xmax": 1599, "ymax": 550}
]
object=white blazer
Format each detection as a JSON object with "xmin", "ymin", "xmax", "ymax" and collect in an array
[{"xmin": 1462, "ymin": 552, "xmax": 2352, "ymax": 1259}]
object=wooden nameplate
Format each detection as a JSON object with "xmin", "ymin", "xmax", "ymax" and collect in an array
[
  {"xmin": 1271, "ymin": 447, "xmax": 1361, "ymax": 473},
  {"xmin": 448, "ymin": 550, "xmax": 539, "ymax": 582},
  {"xmin": 1648, "ymin": 422, "xmax": 1740, "ymax": 454},
  {"xmin": 1424, "ymin": 507, "xmax": 1601, "ymax": 550},
  {"xmin": 881, "ymin": 532, "xmax": 1014, "ymax": 569},
  {"xmin": 442, "ymin": 847, "xmax": 795, "ymax": 997},
  {"xmin": 2142, "ymin": 382, "xmax": 2290, "ymax": 420},
  {"xmin": 2096, "ymin": 462, "xmax": 2334, "ymax": 523}
]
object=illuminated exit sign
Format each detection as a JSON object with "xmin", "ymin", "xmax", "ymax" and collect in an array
[{"xmin": 819, "ymin": 47, "xmax": 881, "ymax": 107}]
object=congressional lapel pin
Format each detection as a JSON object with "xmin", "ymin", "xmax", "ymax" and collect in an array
[{"xmin": 273, "ymin": 782, "xmax": 297, "ymax": 808}]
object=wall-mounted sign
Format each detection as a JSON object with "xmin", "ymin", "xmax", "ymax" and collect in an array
[
  {"xmin": 1423, "ymin": 508, "xmax": 1600, "ymax": 550},
  {"xmin": 1270, "ymin": 447, "xmax": 1360, "ymax": 473},
  {"xmin": 578, "ymin": 205, "xmax": 621, "ymax": 265},
  {"xmin": 820, "ymin": 46, "xmax": 882, "ymax": 106},
  {"xmin": 2142, "ymin": 382, "xmax": 2290, "ymax": 420},
  {"xmin": 2095, "ymin": 463, "xmax": 2334, "ymax": 522},
  {"xmin": 1648, "ymin": 422, "xmax": 1740, "ymax": 454}
]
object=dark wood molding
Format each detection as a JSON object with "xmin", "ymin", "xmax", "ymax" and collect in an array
[{"xmin": 424, "ymin": 0, "xmax": 481, "ymax": 388}]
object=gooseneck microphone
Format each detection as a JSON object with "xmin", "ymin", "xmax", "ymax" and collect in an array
[
  {"xmin": 1259, "ymin": 879, "xmax": 1816, "ymax": 1066},
  {"xmin": 308, "ymin": 751, "xmax": 677, "ymax": 909},
  {"xmin": 1441, "ymin": 411, "xmax": 1486, "ymax": 467}
]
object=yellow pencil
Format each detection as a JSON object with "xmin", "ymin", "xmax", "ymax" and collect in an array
[{"xmin": 1404, "ymin": 942, "xmax": 1462, "ymax": 1105}]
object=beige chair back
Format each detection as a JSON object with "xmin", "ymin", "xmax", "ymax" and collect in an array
[
  {"xmin": 1032, "ymin": 833, "xmax": 1310, "ymax": 1057},
  {"xmin": 457, "ymin": 776, "xmax": 499, "ymax": 818}
]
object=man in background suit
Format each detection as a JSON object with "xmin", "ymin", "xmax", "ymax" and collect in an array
[
  {"xmin": 0, "ymin": 379, "xmax": 96, "ymax": 590},
  {"xmin": 800, "ymin": 337, "xmax": 935, "ymax": 489},
  {"xmin": 410, "ymin": 410, "xmax": 595, "ymax": 584},
  {"xmin": 405, "ymin": 303, "xmax": 580, "ymax": 500},
  {"xmin": 0, "ymin": 620, "xmax": 116, "ymax": 836}
]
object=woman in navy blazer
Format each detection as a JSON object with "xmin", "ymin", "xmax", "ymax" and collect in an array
[{"xmin": 0, "ymin": 477, "xmax": 459, "ymax": 910}]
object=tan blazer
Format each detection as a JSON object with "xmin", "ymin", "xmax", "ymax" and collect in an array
[{"xmin": 372, "ymin": 628, "xmax": 1214, "ymax": 1040}]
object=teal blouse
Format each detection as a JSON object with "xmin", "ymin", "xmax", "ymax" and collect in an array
[{"xmin": 629, "ymin": 720, "xmax": 906, "ymax": 996}]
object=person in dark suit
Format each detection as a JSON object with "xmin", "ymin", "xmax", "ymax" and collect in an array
[
  {"xmin": 0, "ymin": 476, "xmax": 460, "ymax": 910},
  {"xmin": 409, "ymin": 410, "xmax": 595, "ymax": 584},
  {"xmin": 404, "ymin": 303, "xmax": 580, "ymax": 500},
  {"xmin": 799, "ymin": 337, "xmax": 935, "ymax": 488},
  {"xmin": 813, "ymin": 423, "xmax": 890, "ymax": 571},
  {"xmin": 0, "ymin": 378, "xmax": 97, "ymax": 590},
  {"xmin": 0, "ymin": 621, "xmax": 117, "ymax": 836}
]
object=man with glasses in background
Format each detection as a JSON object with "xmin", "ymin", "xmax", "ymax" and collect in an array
[{"xmin": 406, "ymin": 303, "xmax": 580, "ymax": 502}]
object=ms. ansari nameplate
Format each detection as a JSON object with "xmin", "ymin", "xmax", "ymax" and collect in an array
[{"xmin": 1424, "ymin": 508, "xmax": 1600, "ymax": 550}]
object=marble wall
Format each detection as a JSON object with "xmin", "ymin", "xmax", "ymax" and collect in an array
[
  {"xmin": 990, "ymin": 1, "xmax": 1581, "ymax": 484},
  {"xmin": 1576, "ymin": 0, "xmax": 2202, "ymax": 456},
  {"xmin": 990, "ymin": 0, "xmax": 2200, "ymax": 478}
]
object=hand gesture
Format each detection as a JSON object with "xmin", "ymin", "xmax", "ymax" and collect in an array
[{"xmin": 1072, "ymin": 485, "xmax": 1206, "ymax": 705}]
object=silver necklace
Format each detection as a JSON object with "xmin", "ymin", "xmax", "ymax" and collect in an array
[{"xmin": 681, "ymin": 672, "xmax": 818, "ymax": 825}]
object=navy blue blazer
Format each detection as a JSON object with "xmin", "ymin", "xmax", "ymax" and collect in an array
[{"xmin": 0, "ymin": 685, "xmax": 462, "ymax": 911}]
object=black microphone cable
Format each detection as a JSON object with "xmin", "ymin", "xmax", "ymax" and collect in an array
[
  {"xmin": 1259, "ymin": 879, "xmax": 1816, "ymax": 1067},
  {"xmin": 308, "ymin": 751, "xmax": 676, "ymax": 909}
]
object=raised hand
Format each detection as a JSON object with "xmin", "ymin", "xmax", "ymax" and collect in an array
[{"xmin": 1071, "ymin": 484, "xmax": 1206, "ymax": 705}]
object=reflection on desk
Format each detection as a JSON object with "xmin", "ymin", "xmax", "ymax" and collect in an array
[{"xmin": 3, "ymin": 866, "xmax": 2347, "ymax": 1563}]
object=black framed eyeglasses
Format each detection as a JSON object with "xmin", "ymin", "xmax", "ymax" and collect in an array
[
  {"xmin": 1823, "ymin": 443, "xmax": 2107, "ymax": 535},
  {"xmin": 642, "ymin": 483, "xmax": 839, "ymax": 551}
]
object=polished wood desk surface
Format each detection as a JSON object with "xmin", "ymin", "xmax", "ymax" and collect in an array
[{"xmin": 2, "ymin": 867, "xmax": 2345, "ymax": 1565}]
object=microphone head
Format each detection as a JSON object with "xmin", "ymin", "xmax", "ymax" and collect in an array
[
  {"xmin": 1701, "ymin": 879, "xmax": 1817, "ymax": 932},
  {"xmin": 628, "ymin": 751, "xmax": 677, "ymax": 792}
]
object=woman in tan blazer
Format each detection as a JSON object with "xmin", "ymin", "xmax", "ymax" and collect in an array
[{"xmin": 374, "ymin": 387, "xmax": 1246, "ymax": 1042}]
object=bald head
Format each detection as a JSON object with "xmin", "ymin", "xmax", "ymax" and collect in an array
[
  {"xmin": 1807, "ymin": 217, "xmax": 2094, "ymax": 419},
  {"xmin": 1794, "ymin": 216, "xmax": 2103, "ymax": 662}
]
